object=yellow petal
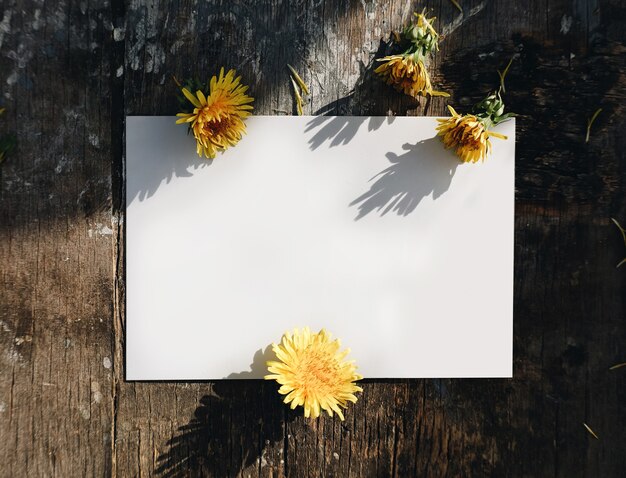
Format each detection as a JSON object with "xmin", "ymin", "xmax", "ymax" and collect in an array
[
  {"xmin": 487, "ymin": 131, "xmax": 508, "ymax": 140},
  {"xmin": 264, "ymin": 328, "xmax": 362, "ymax": 420},
  {"xmin": 430, "ymin": 90, "xmax": 450, "ymax": 97},
  {"xmin": 446, "ymin": 105, "xmax": 459, "ymax": 117},
  {"xmin": 182, "ymin": 88, "xmax": 201, "ymax": 108},
  {"xmin": 196, "ymin": 90, "xmax": 207, "ymax": 106}
]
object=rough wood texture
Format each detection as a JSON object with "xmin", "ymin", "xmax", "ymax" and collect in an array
[
  {"xmin": 0, "ymin": 1, "xmax": 116, "ymax": 476},
  {"xmin": 1, "ymin": 0, "xmax": 625, "ymax": 476}
]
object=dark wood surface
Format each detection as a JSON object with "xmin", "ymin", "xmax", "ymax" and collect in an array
[{"xmin": 1, "ymin": 0, "xmax": 625, "ymax": 476}]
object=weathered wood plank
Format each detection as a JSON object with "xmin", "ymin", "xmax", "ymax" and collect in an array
[
  {"xmin": 0, "ymin": 0, "xmax": 116, "ymax": 476},
  {"xmin": 0, "ymin": 0, "xmax": 624, "ymax": 476},
  {"xmin": 114, "ymin": 0, "xmax": 626, "ymax": 477}
]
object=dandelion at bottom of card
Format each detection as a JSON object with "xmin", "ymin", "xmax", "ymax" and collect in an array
[{"xmin": 265, "ymin": 327, "xmax": 362, "ymax": 420}]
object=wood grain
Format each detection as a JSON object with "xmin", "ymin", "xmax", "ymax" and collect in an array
[
  {"xmin": 0, "ymin": 1, "xmax": 116, "ymax": 476},
  {"xmin": 1, "ymin": 0, "xmax": 625, "ymax": 476}
]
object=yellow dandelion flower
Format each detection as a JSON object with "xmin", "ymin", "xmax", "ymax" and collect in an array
[
  {"xmin": 265, "ymin": 327, "xmax": 363, "ymax": 420},
  {"xmin": 375, "ymin": 54, "xmax": 448, "ymax": 98},
  {"xmin": 375, "ymin": 12, "xmax": 448, "ymax": 98},
  {"xmin": 436, "ymin": 105, "xmax": 508, "ymax": 163},
  {"xmin": 436, "ymin": 61, "xmax": 515, "ymax": 163},
  {"xmin": 176, "ymin": 68, "xmax": 254, "ymax": 159}
]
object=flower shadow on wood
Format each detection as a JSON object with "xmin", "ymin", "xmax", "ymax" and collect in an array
[
  {"xmin": 155, "ymin": 346, "xmax": 293, "ymax": 478},
  {"xmin": 350, "ymin": 139, "xmax": 459, "ymax": 220}
]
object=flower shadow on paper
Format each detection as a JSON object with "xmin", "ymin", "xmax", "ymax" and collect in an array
[
  {"xmin": 306, "ymin": 115, "xmax": 397, "ymax": 151},
  {"xmin": 126, "ymin": 118, "xmax": 212, "ymax": 206},
  {"xmin": 120, "ymin": 1, "xmax": 360, "ymax": 212},
  {"xmin": 303, "ymin": 39, "xmax": 456, "ymax": 221},
  {"xmin": 350, "ymin": 139, "xmax": 460, "ymax": 220},
  {"xmin": 305, "ymin": 39, "xmax": 430, "ymax": 151},
  {"xmin": 226, "ymin": 344, "xmax": 277, "ymax": 379},
  {"xmin": 155, "ymin": 346, "xmax": 294, "ymax": 477}
]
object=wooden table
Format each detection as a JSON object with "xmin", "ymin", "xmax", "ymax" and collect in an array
[{"xmin": 1, "ymin": 0, "xmax": 625, "ymax": 476}]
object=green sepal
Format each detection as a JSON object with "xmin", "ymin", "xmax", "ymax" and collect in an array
[
  {"xmin": 175, "ymin": 77, "xmax": 207, "ymax": 113},
  {"xmin": 474, "ymin": 92, "xmax": 515, "ymax": 127}
]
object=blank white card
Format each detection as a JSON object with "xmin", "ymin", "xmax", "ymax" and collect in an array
[{"xmin": 126, "ymin": 116, "xmax": 514, "ymax": 379}]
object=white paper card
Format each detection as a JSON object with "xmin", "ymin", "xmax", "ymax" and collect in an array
[{"xmin": 126, "ymin": 116, "xmax": 514, "ymax": 379}]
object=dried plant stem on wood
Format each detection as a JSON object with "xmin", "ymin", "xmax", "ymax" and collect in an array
[
  {"xmin": 586, "ymin": 108, "xmax": 602, "ymax": 143},
  {"xmin": 610, "ymin": 218, "xmax": 626, "ymax": 267},
  {"xmin": 288, "ymin": 64, "xmax": 309, "ymax": 115},
  {"xmin": 449, "ymin": 0, "xmax": 463, "ymax": 13},
  {"xmin": 583, "ymin": 423, "xmax": 599, "ymax": 440}
]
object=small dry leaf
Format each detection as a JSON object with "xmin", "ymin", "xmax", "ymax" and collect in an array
[
  {"xmin": 287, "ymin": 64, "xmax": 310, "ymax": 95},
  {"xmin": 611, "ymin": 218, "xmax": 626, "ymax": 267},
  {"xmin": 290, "ymin": 77, "xmax": 304, "ymax": 116},
  {"xmin": 449, "ymin": 0, "xmax": 463, "ymax": 13},
  {"xmin": 585, "ymin": 108, "xmax": 602, "ymax": 143},
  {"xmin": 611, "ymin": 218, "xmax": 626, "ymax": 243},
  {"xmin": 497, "ymin": 57, "xmax": 514, "ymax": 94},
  {"xmin": 583, "ymin": 423, "xmax": 599, "ymax": 440}
]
